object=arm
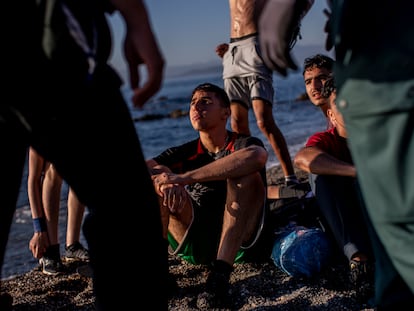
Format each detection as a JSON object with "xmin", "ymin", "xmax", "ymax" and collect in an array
[
  {"xmin": 146, "ymin": 159, "xmax": 188, "ymax": 213},
  {"xmin": 110, "ymin": 0, "xmax": 165, "ymax": 108},
  {"xmin": 154, "ymin": 145, "xmax": 267, "ymax": 186},
  {"xmin": 146, "ymin": 159, "xmax": 172, "ymax": 175},
  {"xmin": 294, "ymin": 146, "xmax": 356, "ymax": 177},
  {"xmin": 27, "ymin": 148, "xmax": 50, "ymax": 259}
]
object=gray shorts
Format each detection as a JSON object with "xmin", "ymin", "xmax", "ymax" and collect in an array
[{"xmin": 222, "ymin": 35, "xmax": 274, "ymax": 108}]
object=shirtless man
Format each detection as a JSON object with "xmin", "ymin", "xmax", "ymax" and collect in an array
[{"xmin": 216, "ymin": 0, "xmax": 298, "ymax": 186}]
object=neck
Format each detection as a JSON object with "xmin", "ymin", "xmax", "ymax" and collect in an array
[{"xmin": 200, "ymin": 130, "xmax": 229, "ymax": 153}]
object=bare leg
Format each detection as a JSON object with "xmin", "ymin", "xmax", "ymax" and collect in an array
[
  {"xmin": 217, "ymin": 172, "xmax": 265, "ymax": 265},
  {"xmin": 66, "ymin": 188, "xmax": 86, "ymax": 246},
  {"xmin": 230, "ymin": 103, "xmax": 251, "ymax": 135},
  {"xmin": 158, "ymin": 190, "xmax": 193, "ymax": 242},
  {"xmin": 42, "ymin": 164, "xmax": 63, "ymax": 246},
  {"xmin": 252, "ymin": 99, "xmax": 295, "ymax": 178}
]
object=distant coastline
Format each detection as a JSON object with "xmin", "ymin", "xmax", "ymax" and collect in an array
[
  {"xmin": 113, "ymin": 44, "xmax": 334, "ymax": 82},
  {"xmin": 164, "ymin": 44, "xmax": 333, "ymax": 79}
]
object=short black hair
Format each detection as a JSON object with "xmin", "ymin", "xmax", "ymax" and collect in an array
[
  {"xmin": 303, "ymin": 54, "xmax": 334, "ymax": 75},
  {"xmin": 191, "ymin": 83, "xmax": 230, "ymax": 108}
]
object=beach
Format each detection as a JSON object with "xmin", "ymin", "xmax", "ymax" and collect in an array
[
  {"xmin": 2, "ymin": 70, "xmax": 327, "ymax": 280},
  {"xmin": 1, "ymin": 166, "xmax": 375, "ymax": 310},
  {"xmin": 0, "ymin": 70, "xmax": 375, "ymax": 310}
]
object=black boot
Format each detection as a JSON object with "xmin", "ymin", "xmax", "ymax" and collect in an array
[{"xmin": 196, "ymin": 259, "xmax": 233, "ymax": 310}]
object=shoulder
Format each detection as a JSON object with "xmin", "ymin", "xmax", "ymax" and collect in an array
[
  {"xmin": 305, "ymin": 129, "xmax": 334, "ymax": 147},
  {"xmin": 153, "ymin": 138, "xmax": 200, "ymax": 162},
  {"xmin": 233, "ymin": 132, "xmax": 265, "ymax": 148}
]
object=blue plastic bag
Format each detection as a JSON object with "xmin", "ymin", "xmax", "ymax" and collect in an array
[{"xmin": 271, "ymin": 224, "xmax": 331, "ymax": 278}]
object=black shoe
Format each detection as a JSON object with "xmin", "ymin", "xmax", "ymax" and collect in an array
[
  {"xmin": 349, "ymin": 259, "xmax": 374, "ymax": 285},
  {"xmin": 196, "ymin": 260, "xmax": 233, "ymax": 310},
  {"xmin": 0, "ymin": 292, "xmax": 13, "ymax": 311},
  {"xmin": 39, "ymin": 244, "xmax": 64, "ymax": 275},
  {"xmin": 39, "ymin": 256, "xmax": 64, "ymax": 275},
  {"xmin": 65, "ymin": 242, "xmax": 90, "ymax": 262},
  {"xmin": 349, "ymin": 259, "xmax": 374, "ymax": 301}
]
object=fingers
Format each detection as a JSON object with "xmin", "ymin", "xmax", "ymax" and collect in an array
[
  {"xmin": 29, "ymin": 235, "xmax": 48, "ymax": 259},
  {"xmin": 122, "ymin": 23, "xmax": 165, "ymax": 109},
  {"xmin": 153, "ymin": 173, "xmax": 188, "ymax": 213},
  {"xmin": 158, "ymin": 184, "xmax": 187, "ymax": 214},
  {"xmin": 260, "ymin": 46, "xmax": 292, "ymax": 77}
]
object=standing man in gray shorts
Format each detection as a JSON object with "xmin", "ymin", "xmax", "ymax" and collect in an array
[{"xmin": 215, "ymin": 0, "xmax": 298, "ymax": 186}]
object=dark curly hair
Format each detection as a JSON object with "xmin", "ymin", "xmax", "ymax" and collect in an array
[{"xmin": 302, "ymin": 54, "xmax": 334, "ymax": 75}]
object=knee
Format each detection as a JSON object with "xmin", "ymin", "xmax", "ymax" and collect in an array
[
  {"xmin": 228, "ymin": 173, "xmax": 265, "ymax": 200},
  {"xmin": 256, "ymin": 118, "xmax": 276, "ymax": 135},
  {"xmin": 256, "ymin": 118, "xmax": 266, "ymax": 132}
]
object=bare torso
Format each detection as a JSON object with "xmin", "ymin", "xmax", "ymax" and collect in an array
[{"xmin": 229, "ymin": 0, "xmax": 266, "ymax": 38}]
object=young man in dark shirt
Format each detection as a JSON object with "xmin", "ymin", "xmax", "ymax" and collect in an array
[{"xmin": 147, "ymin": 83, "xmax": 268, "ymax": 310}]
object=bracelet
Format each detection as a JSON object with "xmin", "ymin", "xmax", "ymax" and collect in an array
[{"xmin": 33, "ymin": 217, "xmax": 47, "ymax": 233}]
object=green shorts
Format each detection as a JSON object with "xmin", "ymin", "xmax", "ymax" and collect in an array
[
  {"xmin": 168, "ymin": 233, "xmax": 245, "ymax": 265},
  {"xmin": 168, "ymin": 197, "xmax": 266, "ymax": 265}
]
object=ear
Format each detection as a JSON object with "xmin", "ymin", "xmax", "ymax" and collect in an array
[
  {"xmin": 326, "ymin": 108, "xmax": 333, "ymax": 118},
  {"xmin": 222, "ymin": 107, "xmax": 231, "ymax": 119},
  {"xmin": 327, "ymin": 108, "xmax": 336, "ymax": 125}
]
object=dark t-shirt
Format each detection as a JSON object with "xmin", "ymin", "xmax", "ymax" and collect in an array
[
  {"xmin": 153, "ymin": 131, "xmax": 267, "ymax": 264},
  {"xmin": 153, "ymin": 131, "xmax": 267, "ymax": 208}
]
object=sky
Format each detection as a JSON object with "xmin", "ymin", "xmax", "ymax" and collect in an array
[{"xmin": 107, "ymin": 1, "xmax": 330, "ymax": 78}]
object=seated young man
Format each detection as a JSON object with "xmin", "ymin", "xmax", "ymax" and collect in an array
[
  {"xmin": 294, "ymin": 77, "xmax": 374, "ymax": 295},
  {"xmin": 146, "ymin": 83, "xmax": 268, "ymax": 309},
  {"xmin": 267, "ymin": 54, "xmax": 335, "ymax": 200}
]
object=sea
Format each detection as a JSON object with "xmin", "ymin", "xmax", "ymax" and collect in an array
[{"xmin": 2, "ymin": 68, "xmax": 327, "ymax": 280}]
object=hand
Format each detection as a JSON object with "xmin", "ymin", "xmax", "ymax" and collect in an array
[
  {"xmin": 152, "ymin": 172, "xmax": 187, "ymax": 188},
  {"xmin": 258, "ymin": 0, "xmax": 313, "ymax": 76},
  {"xmin": 159, "ymin": 183, "xmax": 188, "ymax": 214},
  {"xmin": 114, "ymin": 0, "xmax": 165, "ymax": 108},
  {"xmin": 29, "ymin": 232, "xmax": 49, "ymax": 259},
  {"xmin": 152, "ymin": 173, "xmax": 188, "ymax": 213},
  {"xmin": 215, "ymin": 43, "xmax": 229, "ymax": 58}
]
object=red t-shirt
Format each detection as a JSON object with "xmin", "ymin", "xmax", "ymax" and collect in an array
[{"xmin": 305, "ymin": 127, "xmax": 353, "ymax": 164}]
